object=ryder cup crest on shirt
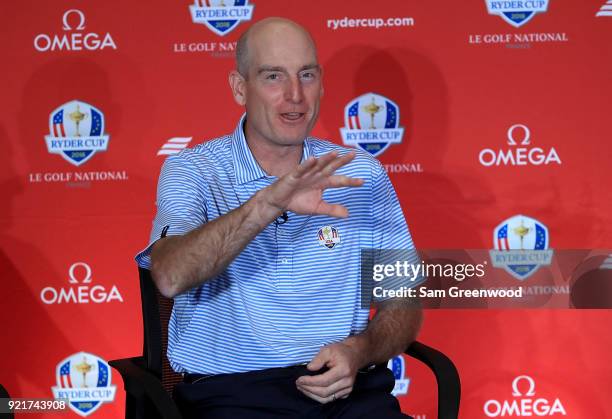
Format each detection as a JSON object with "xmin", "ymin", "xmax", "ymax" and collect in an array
[
  {"xmin": 317, "ymin": 226, "xmax": 341, "ymax": 249},
  {"xmin": 387, "ymin": 355, "xmax": 410, "ymax": 396},
  {"xmin": 51, "ymin": 352, "xmax": 116, "ymax": 417},
  {"xmin": 340, "ymin": 93, "xmax": 404, "ymax": 158},
  {"xmin": 489, "ymin": 215, "xmax": 553, "ymax": 280},
  {"xmin": 190, "ymin": 0, "xmax": 254, "ymax": 36},
  {"xmin": 485, "ymin": 0, "xmax": 549, "ymax": 28},
  {"xmin": 45, "ymin": 100, "xmax": 109, "ymax": 166}
]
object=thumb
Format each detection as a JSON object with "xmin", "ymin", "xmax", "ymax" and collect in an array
[{"xmin": 307, "ymin": 348, "xmax": 330, "ymax": 371}]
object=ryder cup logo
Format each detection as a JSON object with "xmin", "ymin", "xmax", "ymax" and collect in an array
[
  {"xmin": 51, "ymin": 352, "xmax": 116, "ymax": 417},
  {"xmin": 490, "ymin": 215, "xmax": 553, "ymax": 280},
  {"xmin": 387, "ymin": 356, "xmax": 410, "ymax": 396},
  {"xmin": 45, "ymin": 100, "xmax": 109, "ymax": 166},
  {"xmin": 340, "ymin": 93, "xmax": 404, "ymax": 157},
  {"xmin": 486, "ymin": 0, "xmax": 549, "ymax": 27},
  {"xmin": 190, "ymin": 0, "xmax": 254, "ymax": 36},
  {"xmin": 596, "ymin": 1, "xmax": 612, "ymax": 17},
  {"xmin": 317, "ymin": 226, "xmax": 341, "ymax": 249}
]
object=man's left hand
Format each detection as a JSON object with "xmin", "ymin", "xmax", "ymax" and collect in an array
[{"xmin": 295, "ymin": 340, "xmax": 366, "ymax": 404}]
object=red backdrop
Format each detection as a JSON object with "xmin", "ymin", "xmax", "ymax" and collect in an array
[{"xmin": 1, "ymin": 1, "xmax": 611, "ymax": 418}]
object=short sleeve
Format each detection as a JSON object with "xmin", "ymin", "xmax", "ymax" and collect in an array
[
  {"xmin": 370, "ymin": 162, "xmax": 424, "ymax": 299},
  {"xmin": 135, "ymin": 154, "xmax": 208, "ymax": 268}
]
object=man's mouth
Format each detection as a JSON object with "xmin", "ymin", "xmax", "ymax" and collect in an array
[{"xmin": 280, "ymin": 112, "xmax": 306, "ymax": 122}]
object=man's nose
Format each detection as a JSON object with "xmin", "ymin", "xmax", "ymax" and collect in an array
[{"xmin": 285, "ymin": 77, "xmax": 304, "ymax": 104}]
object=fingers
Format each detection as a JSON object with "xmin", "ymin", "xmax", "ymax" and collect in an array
[
  {"xmin": 293, "ymin": 156, "xmax": 317, "ymax": 178},
  {"xmin": 298, "ymin": 367, "xmax": 342, "ymax": 388},
  {"xmin": 297, "ymin": 383, "xmax": 353, "ymax": 404},
  {"xmin": 295, "ymin": 151, "xmax": 358, "ymax": 180},
  {"xmin": 306, "ymin": 350, "xmax": 328, "ymax": 372},
  {"xmin": 295, "ymin": 343, "xmax": 358, "ymax": 404},
  {"xmin": 296, "ymin": 365, "xmax": 354, "ymax": 402},
  {"xmin": 326, "ymin": 175, "xmax": 364, "ymax": 188},
  {"xmin": 298, "ymin": 375, "xmax": 352, "ymax": 396},
  {"xmin": 310, "ymin": 152, "xmax": 340, "ymax": 179},
  {"xmin": 296, "ymin": 364, "xmax": 354, "ymax": 402},
  {"xmin": 321, "ymin": 151, "xmax": 357, "ymax": 176},
  {"xmin": 316, "ymin": 202, "xmax": 349, "ymax": 218},
  {"xmin": 282, "ymin": 151, "xmax": 363, "ymax": 218}
]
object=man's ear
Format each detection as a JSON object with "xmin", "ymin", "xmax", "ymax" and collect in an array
[
  {"xmin": 319, "ymin": 67, "xmax": 324, "ymax": 98},
  {"xmin": 229, "ymin": 70, "xmax": 247, "ymax": 106}
]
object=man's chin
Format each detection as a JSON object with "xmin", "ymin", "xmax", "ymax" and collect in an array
[
  {"xmin": 276, "ymin": 128, "xmax": 311, "ymax": 145},
  {"xmin": 286, "ymin": 121, "xmax": 317, "ymax": 141}
]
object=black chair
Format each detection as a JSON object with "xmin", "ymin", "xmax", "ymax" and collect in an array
[
  {"xmin": 110, "ymin": 268, "xmax": 461, "ymax": 419},
  {"xmin": 0, "ymin": 383, "xmax": 14, "ymax": 419}
]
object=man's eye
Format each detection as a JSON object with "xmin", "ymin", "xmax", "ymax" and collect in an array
[
  {"xmin": 301, "ymin": 72, "xmax": 314, "ymax": 79},
  {"xmin": 266, "ymin": 73, "xmax": 279, "ymax": 80}
]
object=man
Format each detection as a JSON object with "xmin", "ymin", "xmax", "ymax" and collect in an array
[{"xmin": 136, "ymin": 17, "xmax": 423, "ymax": 418}]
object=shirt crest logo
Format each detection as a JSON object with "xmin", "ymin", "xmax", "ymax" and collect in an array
[
  {"xmin": 340, "ymin": 92, "xmax": 404, "ymax": 157},
  {"xmin": 189, "ymin": 0, "xmax": 254, "ymax": 36},
  {"xmin": 51, "ymin": 352, "xmax": 116, "ymax": 416},
  {"xmin": 485, "ymin": 0, "xmax": 549, "ymax": 28},
  {"xmin": 45, "ymin": 100, "xmax": 110, "ymax": 166},
  {"xmin": 489, "ymin": 214, "xmax": 553, "ymax": 280},
  {"xmin": 317, "ymin": 226, "xmax": 341, "ymax": 249}
]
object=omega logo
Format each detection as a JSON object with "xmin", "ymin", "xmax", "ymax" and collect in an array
[
  {"xmin": 479, "ymin": 124, "xmax": 562, "ymax": 167},
  {"xmin": 62, "ymin": 9, "xmax": 86, "ymax": 31},
  {"xmin": 34, "ymin": 9, "xmax": 117, "ymax": 52},
  {"xmin": 40, "ymin": 262, "xmax": 123, "ymax": 304},
  {"xmin": 483, "ymin": 375, "xmax": 567, "ymax": 417}
]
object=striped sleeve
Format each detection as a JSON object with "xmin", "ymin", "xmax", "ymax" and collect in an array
[
  {"xmin": 135, "ymin": 153, "xmax": 208, "ymax": 268},
  {"xmin": 371, "ymin": 162, "xmax": 424, "ymax": 299}
]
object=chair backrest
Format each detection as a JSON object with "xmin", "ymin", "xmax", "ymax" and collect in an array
[
  {"xmin": 0, "ymin": 383, "xmax": 14, "ymax": 419},
  {"xmin": 139, "ymin": 267, "xmax": 183, "ymax": 394}
]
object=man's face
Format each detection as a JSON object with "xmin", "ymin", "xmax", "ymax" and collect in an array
[{"xmin": 241, "ymin": 24, "xmax": 322, "ymax": 147}]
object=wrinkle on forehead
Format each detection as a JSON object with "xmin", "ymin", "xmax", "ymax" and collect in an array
[{"xmin": 236, "ymin": 17, "xmax": 318, "ymax": 77}]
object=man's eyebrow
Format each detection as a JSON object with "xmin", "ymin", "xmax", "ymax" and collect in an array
[
  {"xmin": 257, "ymin": 65, "xmax": 286, "ymax": 74},
  {"xmin": 300, "ymin": 64, "xmax": 321, "ymax": 72},
  {"xmin": 256, "ymin": 64, "xmax": 320, "ymax": 75}
]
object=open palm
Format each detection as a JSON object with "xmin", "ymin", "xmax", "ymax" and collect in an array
[{"xmin": 267, "ymin": 151, "xmax": 364, "ymax": 218}]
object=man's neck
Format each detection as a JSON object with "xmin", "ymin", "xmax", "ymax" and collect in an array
[{"xmin": 244, "ymin": 124, "xmax": 304, "ymax": 178}]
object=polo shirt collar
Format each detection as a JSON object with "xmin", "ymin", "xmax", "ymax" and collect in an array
[{"xmin": 231, "ymin": 113, "xmax": 314, "ymax": 185}]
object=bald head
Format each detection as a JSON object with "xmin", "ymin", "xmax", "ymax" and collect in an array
[
  {"xmin": 228, "ymin": 17, "xmax": 323, "ymax": 148},
  {"xmin": 236, "ymin": 17, "xmax": 317, "ymax": 78}
]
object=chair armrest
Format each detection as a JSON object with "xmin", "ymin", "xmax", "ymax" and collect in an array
[
  {"xmin": 109, "ymin": 357, "xmax": 183, "ymax": 419},
  {"xmin": 404, "ymin": 341, "xmax": 461, "ymax": 419}
]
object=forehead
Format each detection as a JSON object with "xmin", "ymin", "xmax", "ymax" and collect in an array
[{"xmin": 248, "ymin": 24, "xmax": 318, "ymax": 70}]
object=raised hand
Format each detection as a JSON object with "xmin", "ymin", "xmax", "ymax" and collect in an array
[{"xmin": 263, "ymin": 151, "xmax": 364, "ymax": 218}]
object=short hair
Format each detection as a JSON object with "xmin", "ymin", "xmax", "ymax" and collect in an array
[{"xmin": 235, "ymin": 27, "xmax": 250, "ymax": 78}]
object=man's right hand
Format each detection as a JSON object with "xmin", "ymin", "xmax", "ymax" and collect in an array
[
  {"xmin": 152, "ymin": 151, "xmax": 363, "ymax": 298},
  {"xmin": 260, "ymin": 151, "xmax": 364, "ymax": 218}
]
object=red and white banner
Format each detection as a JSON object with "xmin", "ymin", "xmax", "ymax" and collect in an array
[{"xmin": 1, "ymin": 1, "xmax": 611, "ymax": 417}]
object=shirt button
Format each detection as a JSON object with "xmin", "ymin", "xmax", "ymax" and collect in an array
[{"xmin": 282, "ymin": 258, "xmax": 289, "ymax": 264}]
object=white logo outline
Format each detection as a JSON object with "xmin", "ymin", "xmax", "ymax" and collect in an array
[{"xmin": 62, "ymin": 9, "xmax": 86, "ymax": 31}]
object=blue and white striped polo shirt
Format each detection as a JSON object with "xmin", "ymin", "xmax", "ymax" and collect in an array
[{"xmin": 136, "ymin": 115, "xmax": 421, "ymax": 374}]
